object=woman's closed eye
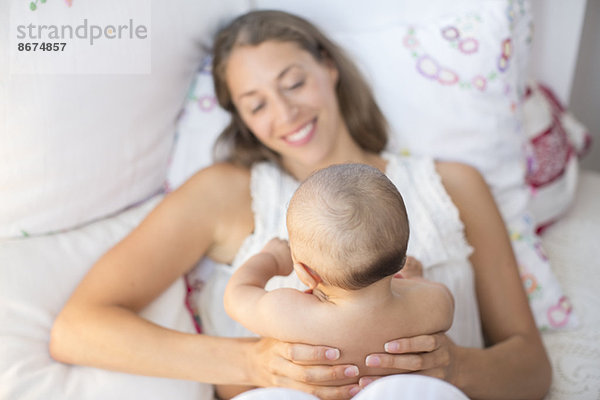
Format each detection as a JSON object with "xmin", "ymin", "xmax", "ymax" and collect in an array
[
  {"xmin": 286, "ymin": 80, "xmax": 305, "ymax": 90},
  {"xmin": 251, "ymin": 103, "xmax": 265, "ymax": 114}
]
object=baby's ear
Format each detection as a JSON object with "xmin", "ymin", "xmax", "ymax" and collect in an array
[{"xmin": 293, "ymin": 262, "xmax": 322, "ymax": 289}]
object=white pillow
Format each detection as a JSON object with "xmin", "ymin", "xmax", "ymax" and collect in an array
[
  {"xmin": 166, "ymin": 57, "xmax": 231, "ymax": 191},
  {"xmin": 0, "ymin": 195, "xmax": 212, "ymax": 400},
  {"xmin": 0, "ymin": 0, "xmax": 250, "ymax": 239}
]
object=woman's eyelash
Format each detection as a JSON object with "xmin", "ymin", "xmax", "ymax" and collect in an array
[
  {"xmin": 251, "ymin": 103, "xmax": 265, "ymax": 114},
  {"xmin": 249, "ymin": 80, "xmax": 304, "ymax": 114},
  {"xmin": 289, "ymin": 80, "xmax": 304, "ymax": 90}
]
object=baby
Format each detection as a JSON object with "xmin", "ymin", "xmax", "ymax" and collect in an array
[{"xmin": 222, "ymin": 163, "xmax": 454, "ymax": 398}]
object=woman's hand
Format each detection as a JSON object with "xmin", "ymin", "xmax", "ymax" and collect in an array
[
  {"xmin": 249, "ymin": 337, "xmax": 361, "ymax": 399},
  {"xmin": 359, "ymin": 333, "xmax": 459, "ymax": 388}
]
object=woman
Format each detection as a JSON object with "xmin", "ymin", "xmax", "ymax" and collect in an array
[{"xmin": 50, "ymin": 10, "xmax": 551, "ymax": 399}]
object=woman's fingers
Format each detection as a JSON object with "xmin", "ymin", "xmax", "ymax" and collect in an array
[
  {"xmin": 268, "ymin": 354, "xmax": 360, "ymax": 399},
  {"xmin": 260, "ymin": 340, "xmax": 361, "ymax": 398},
  {"xmin": 252, "ymin": 339, "xmax": 361, "ymax": 398},
  {"xmin": 366, "ymin": 350, "xmax": 447, "ymax": 372},
  {"xmin": 383, "ymin": 333, "xmax": 443, "ymax": 354},
  {"xmin": 358, "ymin": 376, "xmax": 381, "ymax": 388},
  {"xmin": 270, "ymin": 352, "xmax": 360, "ymax": 383},
  {"xmin": 362, "ymin": 333, "xmax": 455, "ymax": 384},
  {"xmin": 281, "ymin": 342, "xmax": 341, "ymax": 364},
  {"xmin": 270, "ymin": 377, "xmax": 359, "ymax": 400},
  {"xmin": 307, "ymin": 383, "xmax": 360, "ymax": 400}
]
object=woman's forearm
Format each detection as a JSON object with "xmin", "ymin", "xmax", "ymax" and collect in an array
[
  {"xmin": 50, "ymin": 304, "xmax": 255, "ymax": 385},
  {"xmin": 455, "ymin": 333, "xmax": 551, "ymax": 400}
]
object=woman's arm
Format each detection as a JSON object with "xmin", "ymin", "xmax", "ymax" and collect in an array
[
  {"xmin": 363, "ymin": 162, "xmax": 551, "ymax": 400},
  {"xmin": 50, "ymin": 163, "xmax": 253, "ymax": 381},
  {"xmin": 437, "ymin": 162, "xmax": 551, "ymax": 399},
  {"xmin": 49, "ymin": 163, "xmax": 359, "ymax": 399}
]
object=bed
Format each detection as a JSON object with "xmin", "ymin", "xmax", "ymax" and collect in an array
[{"xmin": 1, "ymin": 1, "xmax": 598, "ymax": 399}]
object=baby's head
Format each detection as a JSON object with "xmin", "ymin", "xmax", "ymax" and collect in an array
[{"xmin": 286, "ymin": 163, "xmax": 409, "ymax": 291}]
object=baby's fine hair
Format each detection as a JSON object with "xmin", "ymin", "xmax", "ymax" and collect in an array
[{"xmin": 287, "ymin": 163, "xmax": 409, "ymax": 290}]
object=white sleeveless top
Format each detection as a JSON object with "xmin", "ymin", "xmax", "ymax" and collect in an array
[{"xmin": 196, "ymin": 152, "xmax": 484, "ymax": 348}]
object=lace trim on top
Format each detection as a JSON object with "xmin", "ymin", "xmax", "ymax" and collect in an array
[
  {"xmin": 382, "ymin": 153, "xmax": 473, "ymax": 267},
  {"xmin": 230, "ymin": 162, "xmax": 296, "ymax": 269},
  {"xmin": 232, "ymin": 152, "xmax": 472, "ymax": 271}
]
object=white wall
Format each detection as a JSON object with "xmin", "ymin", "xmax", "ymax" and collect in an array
[
  {"xmin": 570, "ymin": 0, "xmax": 600, "ymax": 172},
  {"xmin": 530, "ymin": 0, "xmax": 587, "ymax": 105}
]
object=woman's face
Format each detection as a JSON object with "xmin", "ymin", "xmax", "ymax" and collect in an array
[{"xmin": 225, "ymin": 40, "xmax": 357, "ymax": 176}]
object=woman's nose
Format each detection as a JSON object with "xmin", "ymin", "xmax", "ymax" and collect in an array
[{"xmin": 273, "ymin": 94, "xmax": 298, "ymax": 123}]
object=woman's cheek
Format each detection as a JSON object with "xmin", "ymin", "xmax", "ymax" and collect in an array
[{"xmin": 249, "ymin": 117, "xmax": 271, "ymax": 144}]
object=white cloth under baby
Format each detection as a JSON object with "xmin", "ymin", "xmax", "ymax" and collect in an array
[
  {"xmin": 232, "ymin": 375, "xmax": 469, "ymax": 400},
  {"xmin": 197, "ymin": 152, "xmax": 484, "ymax": 348}
]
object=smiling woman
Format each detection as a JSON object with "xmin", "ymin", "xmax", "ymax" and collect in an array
[
  {"xmin": 223, "ymin": 40, "xmax": 358, "ymax": 179},
  {"xmin": 212, "ymin": 10, "xmax": 388, "ymax": 173},
  {"xmin": 49, "ymin": 9, "xmax": 551, "ymax": 400}
]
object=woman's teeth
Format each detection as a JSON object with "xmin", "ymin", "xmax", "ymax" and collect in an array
[{"xmin": 286, "ymin": 121, "xmax": 313, "ymax": 143}]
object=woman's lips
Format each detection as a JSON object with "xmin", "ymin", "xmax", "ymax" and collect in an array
[{"xmin": 283, "ymin": 119, "xmax": 316, "ymax": 146}]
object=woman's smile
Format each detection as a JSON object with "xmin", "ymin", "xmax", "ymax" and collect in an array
[
  {"xmin": 283, "ymin": 118, "xmax": 317, "ymax": 146},
  {"xmin": 224, "ymin": 40, "xmax": 363, "ymax": 178}
]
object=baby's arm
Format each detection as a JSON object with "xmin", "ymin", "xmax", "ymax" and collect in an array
[
  {"xmin": 227, "ymin": 237, "xmax": 294, "ymax": 292},
  {"xmin": 224, "ymin": 238, "xmax": 315, "ymax": 339},
  {"xmin": 218, "ymin": 238, "xmax": 297, "ymax": 399}
]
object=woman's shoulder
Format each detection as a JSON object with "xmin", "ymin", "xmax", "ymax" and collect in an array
[
  {"xmin": 192, "ymin": 161, "xmax": 251, "ymax": 182},
  {"xmin": 173, "ymin": 162, "xmax": 253, "ymax": 222},
  {"xmin": 433, "ymin": 161, "xmax": 489, "ymax": 208},
  {"xmin": 434, "ymin": 161, "xmax": 484, "ymax": 190},
  {"xmin": 183, "ymin": 162, "xmax": 251, "ymax": 196},
  {"xmin": 176, "ymin": 162, "xmax": 254, "ymax": 263}
]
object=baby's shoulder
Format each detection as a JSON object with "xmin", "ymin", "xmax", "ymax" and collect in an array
[
  {"xmin": 388, "ymin": 278, "xmax": 455, "ymax": 334},
  {"xmin": 391, "ymin": 277, "xmax": 453, "ymax": 307}
]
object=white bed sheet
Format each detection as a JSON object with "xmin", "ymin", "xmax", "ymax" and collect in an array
[
  {"xmin": 1, "ymin": 171, "xmax": 598, "ymax": 400},
  {"xmin": 541, "ymin": 170, "xmax": 600, "ymax": 400}
]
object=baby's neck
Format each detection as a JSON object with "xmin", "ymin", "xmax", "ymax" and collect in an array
[{"xmin": 314, "ymin": 275, "xmax": 395, "ymax": 305}]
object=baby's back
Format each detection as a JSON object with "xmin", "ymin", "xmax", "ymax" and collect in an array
[{"xmin": 305, "ymin": 277, "xmax": 454, "ymax": 384}]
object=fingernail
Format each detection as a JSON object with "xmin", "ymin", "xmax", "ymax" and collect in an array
[
  {"xmin": 365, "ymin": 355, "xmax": 381, "ymax": 367},
  {"xmin": 325, "ymin": 348, "xmax": 340, "ymax": 360},
  {"xmin": 385, "ymin": 342, "xmax": 399, "ymax": 352},
  {"xmin": 359, "ymin": 377, "xmax": 374, "ymax": 387},
  {"xmin": 344, "ymin": 366, "xmax": 359, "ymax": 377},
  {"xmin": 349, "ymin": 386, "xmax": 361, "ymax": 396}
]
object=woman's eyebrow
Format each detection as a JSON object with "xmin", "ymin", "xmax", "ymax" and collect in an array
[
  {"xmin": 277, "ymin": 64, "xmax": 300, "ymax": 80},
  {"xmin": 238, "ymin": 90, "xmax": 257, "ymax": 100}
]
